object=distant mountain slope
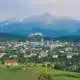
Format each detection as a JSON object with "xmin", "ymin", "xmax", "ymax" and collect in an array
[{"xmin": 0, "ymin": 13, "xmax": 80, "ymax": 37}]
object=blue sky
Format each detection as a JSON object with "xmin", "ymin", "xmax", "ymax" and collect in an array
[{"xmin": 0, "ymin": 0, "xmax": 80, "ymax": 20}]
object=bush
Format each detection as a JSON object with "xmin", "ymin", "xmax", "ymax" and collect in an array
[
  {"xmin": 42, "ymin": 64, "xmax": 46, "ymax": 67},
  {"xmin": 38, "ymin": 73, "xmax": 53, "ymax": 80},
  {"xmin": 6, "ymin": 65, "xmax": 10, "ymax": 68},
  {"xmin": 8, "ymin": 67, "xmax": 22, "ymax": 71},
  {"xmin": 47, "ymin": 64, "xmax": 52, "ymax": 68},
  {"xmin": 54, "ymin": 64, "xmax": 65, "ymax": 70}
]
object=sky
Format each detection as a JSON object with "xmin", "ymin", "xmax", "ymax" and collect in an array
[
  {"xmin": 0, "ymin": 0, "xmax": 80, "ymax": 20},
  {"xmin": 57, "ymin": 0, "xmax": 80, "ymax": 19},
  {"xmin": 0, "ymin": 0, "xmax": 56, "ymax": 20}
]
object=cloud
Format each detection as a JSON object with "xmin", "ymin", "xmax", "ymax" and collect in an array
[
  {"xmin": 56, "ymin": 0, "xmax": 80, "ymax": 19},
  {"xmin": 0, "ymin": 0, "xmax": 80, "ymax": 20},
  {"xmin": 20, "ymin": 0, "xmax": 56, "ymax": 15},
  {"xmin": 0, "ymin": 0, "xmax": 56, "ymax": 20}
]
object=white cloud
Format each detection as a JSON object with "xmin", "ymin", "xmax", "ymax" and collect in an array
[
  {"xmin": 0, "ymin": 0, "xmax": 56, "ymax": 20},
  {"xmin": 0, "ymin": 0, "xmax": 80, "ymax": 20},
  {"xmin": 56, "ymin": 0, "xmax": 80, "ymax": 19}
]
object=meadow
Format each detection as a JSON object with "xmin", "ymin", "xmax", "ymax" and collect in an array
[{"xmin": 0, "ymin": 64, "xmax": 80, "ymax": 80}]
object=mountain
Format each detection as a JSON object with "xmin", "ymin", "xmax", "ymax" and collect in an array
[{"xmin": 0, "ymin": 13, "xmax": 80, "ymax": 37}]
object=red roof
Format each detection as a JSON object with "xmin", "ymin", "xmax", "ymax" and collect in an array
[{"xmin": 4, "ymin": 60, "xmax": 17, "ymax": 63}]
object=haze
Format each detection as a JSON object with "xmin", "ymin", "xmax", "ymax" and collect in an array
[{"xmin": 0, "ymin": 0, "xmax": 80, "ymax": 20}]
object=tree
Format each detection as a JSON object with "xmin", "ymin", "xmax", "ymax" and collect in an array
[
  {"xmin": 38, "ymin": 73, "xmax": 53, "ymax": 80},
  {"xmin": 54, "ymin": 64, "xmax": 65, "ymax": 70}
]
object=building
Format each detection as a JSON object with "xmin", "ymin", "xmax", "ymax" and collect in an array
[
  {"xmin": 4, "ymin": 60, "xmax": 18, "ymax": 66},
  {"xmin": 52, "ymin": 55, "xmax": 58, "ymax": 58},
  {"xmin": 67, "ymin": 55, "xmax": 72, "ymax": 59}
]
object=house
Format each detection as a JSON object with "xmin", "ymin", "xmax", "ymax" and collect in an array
[
  {"xmin": 67, "ymin": 55, "xmax": 72, "ymax": 59},
  {"xmin": 4, "ymin": 60, "xmax": 18, "ymax": 66},
  {"xmin": 52, "ymin": 55, "xmax": 58, "ymax": 58}
]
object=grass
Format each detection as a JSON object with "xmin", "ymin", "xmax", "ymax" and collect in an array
[{"xmin": 0, "ymin": 65, "xmax": 80, "ymax": 80}]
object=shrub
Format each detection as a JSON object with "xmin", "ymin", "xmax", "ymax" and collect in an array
[
  {"xmin": 38, "ymin": 73, "xmax": 53, "ymax": 80},
  {"xmin": 54, "ymin": 64, "xmax": 65, "ymax": 70},
  {"xmin": 42, "ymin": 64, "xmax": 46, "ymax": 67},
  {"xmin": 8, "ymin": 67, "xmax": 22, "ymax": 71},
  {"xmin": 47, "ymin": 64, "xmax": 52, "ymax": 68}
]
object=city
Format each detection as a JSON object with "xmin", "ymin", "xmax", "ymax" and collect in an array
[
  {"xmin": 0, "ymin": 0, "xmax": 80, "ymax": 79},
  {"xmin": 0, "ymin": 32, "xmax": 80, "ymax": 73}
]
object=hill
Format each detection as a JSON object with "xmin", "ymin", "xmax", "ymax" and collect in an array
[
  {"xmin": 0, "ymin": 65, "xmax": 80, "ymax": 80},
  {"xmin": 0, "ymin": 13, "xmax": 80, "ymax": 37}
]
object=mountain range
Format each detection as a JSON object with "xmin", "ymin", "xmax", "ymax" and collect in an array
[{"xmin": 0, "ymin": 13, "xmax": 80, "ymax": 37}]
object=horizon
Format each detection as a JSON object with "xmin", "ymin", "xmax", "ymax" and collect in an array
[{"xmin": 0, "ymin": 12, "xmax": 79, "ymax": 22}]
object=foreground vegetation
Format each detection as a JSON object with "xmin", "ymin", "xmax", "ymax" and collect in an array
[{"xmin": 0, "ymin": 64, "xmax": 80, "ymax": 80}]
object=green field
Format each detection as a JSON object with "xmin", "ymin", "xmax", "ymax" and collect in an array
[{"xmin": 0, "ymin": 66, "xmax": 80, "ymax": 80}]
